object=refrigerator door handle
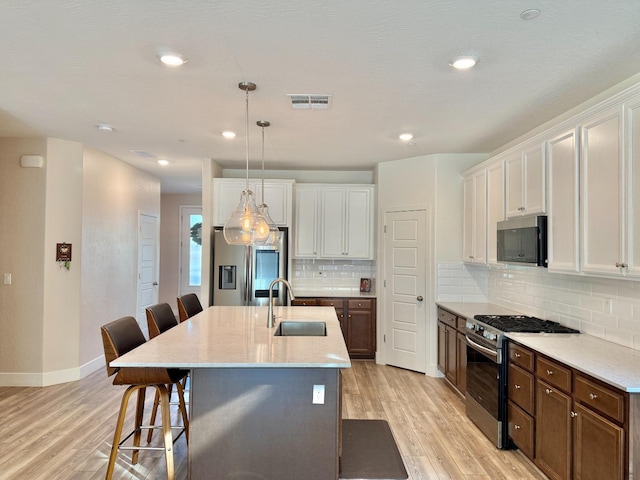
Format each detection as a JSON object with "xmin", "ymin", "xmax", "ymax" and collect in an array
[{"xmin": 247, "ymin": 246, "xmax": 253, "ymax": 305}]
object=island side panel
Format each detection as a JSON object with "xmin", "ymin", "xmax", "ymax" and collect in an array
[{"xmin": 189, "ymin": 367, "xmax": 341, "ymax": 480}]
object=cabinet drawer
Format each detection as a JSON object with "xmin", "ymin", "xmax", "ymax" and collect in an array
[
  {"xmin": 536, "ymin": 356, "xmax": 571, "ymax": 392},
  {"xmin": 508, "ymin": 364, "xmax": 534, "ymax": 414},
  {"xmin": 508, "ymin": 401, "xmax": 534, "ymax": 460},
  {"xmin": 456, "ymin": 317, "xmax": 468, "ymax": 330},
  {"xmin": 437, "ymin": 308, "xmax": 457, "ymax": 328},
  {"xmin": 348, "ymin": 299, "xmax": 373, "ymax": 310},
  {"xmin": 291, "ymin": 298, "xmax": 318, "ymax": 306},
  {"xmin": 574, "ymin": 375, "xmax": 625, "ymax": 424},
  {"xmin": 508, "ymin": 342, "xmax": 535, "ymax": 372},
  {"xmin": 318, "ymin": 298, "xmax": 343, "ymax": 308}
]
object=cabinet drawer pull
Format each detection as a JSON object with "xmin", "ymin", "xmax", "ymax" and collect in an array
[
  {"xmin": 545, "ymin": 388, "xmax": 553, "ymax": 395},
  {"xmin": 514, "ymin": 384, "xmax": 521, "ymax": 389},
  {"xmin": 589, "ymin": 393, "xmax": 598, "ymax": 400},
  {"xmin": 514, "ymin": 424, "xmax": 521, "ymax": 430},
  {"xmin": 570, "ymin": 411, "xmax": 578, "ymax": 418},
  {"xmin": 514, "ymin": 352, "xmax": 521, "ymax": 358},
  {"xmin": 348, "ymin": 314, "xmax": 352, "ymax": 318},
  {"xmin": 546, "ymin": 369, "xmax": 554, "ymax": 375}
]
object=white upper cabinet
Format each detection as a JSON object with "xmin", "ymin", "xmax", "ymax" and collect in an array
[
  {"xmin": 486, "ymin": 159, "xmax": 505, "ymax": 265},
  {"xmin": 462, "ymin": 167, "xmax": 487, "ymax": 264},
  {"xmin": 547, "ymin": 128, "xmax": 580, "ymax": 273},
  {"xmin": 293, "ymin": 185, "xmax": 320, "ymax": 258},
  {"xmin": 580, "ymin": 106, "xmax": 624, "ymax": 276},
  {"xmin": 294, "ymin": 184, "xmax": 374, "ymax": 260},
  {"xmin": 505, "ymin": 141, "xmax": 546, "ymax": 218},
  {"xmin": 625, "ymin": 94, "xmax": 640, "ymax": 277},
  {"xmin": 212, "ymin": 178, "xmax": 294, "ymax": 227}
]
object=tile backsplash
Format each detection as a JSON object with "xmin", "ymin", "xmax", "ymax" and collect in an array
[
  {"xmin": 292, "ymin": 259, "xmax": 376, "ymax": 293},
  {"xmin": 437, "ymin": 262, "xmax": 640, "ymax": 350}
]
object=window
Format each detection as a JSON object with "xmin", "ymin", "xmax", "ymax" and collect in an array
[{"xmin": 180, "ymin": 206, "xmax": 202, "ymax": 296}]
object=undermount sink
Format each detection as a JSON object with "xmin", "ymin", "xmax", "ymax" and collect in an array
[{"xmin": 274, "ymin": 321, "xmax": 327, "ymax": 336}]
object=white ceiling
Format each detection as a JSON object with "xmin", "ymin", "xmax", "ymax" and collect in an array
[{"xmin": 2, "ymin": 1, "xmax": 640, "ymax": 193}]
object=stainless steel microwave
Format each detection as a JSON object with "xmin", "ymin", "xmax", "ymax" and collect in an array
[{"xmin": 497, "ymin": 215, "xmax": 547, "ymax": 267}]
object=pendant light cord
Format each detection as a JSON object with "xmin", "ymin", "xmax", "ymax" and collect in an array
[
  {"xmin": 261, "ymin": 125, "xmax": 265, "ymax": 204},
  {"xmin": 244, "ymin": 88, "xmax": 250, "ymax": 192}
]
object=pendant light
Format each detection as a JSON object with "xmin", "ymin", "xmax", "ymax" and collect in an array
[
  {"xmin": 255, "ymin": 120, "xmax": 282, "ymax": 246},
  {"xmin": 223, "ymin": 82, "xmax": 269, "ymax": 245}
]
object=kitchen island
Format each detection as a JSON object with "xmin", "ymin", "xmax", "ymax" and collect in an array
[{"xmin": 111, "ymin": 305, "xmax": 351, "ymax": 480}]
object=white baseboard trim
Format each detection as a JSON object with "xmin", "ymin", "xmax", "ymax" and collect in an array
[{"xmin": 0, "ymin": 355, "xmax": 105, "ymax": 387}]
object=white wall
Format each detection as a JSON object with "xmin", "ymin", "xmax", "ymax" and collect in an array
[
  {"xmin": 42, "ymin": 138, "xmax": 84, "ymax": 382},
  {"xmin": 79, "ymin": 147, "xmax": 161, "ymax": 374},
  {"xmin": 0, "ymin": 138, "xmax": 47, "ymax": 379}
]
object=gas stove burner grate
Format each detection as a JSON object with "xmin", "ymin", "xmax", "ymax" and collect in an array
[{"xmin": 473, "ymin": 314, "xmax": 580, "ymax": 334}]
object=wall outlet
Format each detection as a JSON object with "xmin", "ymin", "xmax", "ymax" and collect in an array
[
  {"xmin": 3, "ymin": 273, "xmax": 11, "ymax": 285},
  {"xmin": 312, "ymin": 384, "xmax": 325, "ymax": 404},
  {"xmin": 605, "ymin": 298, "xmax": 613, "ymax": 315}
]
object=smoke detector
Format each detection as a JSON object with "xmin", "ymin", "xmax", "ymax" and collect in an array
[{"xmin": 287, "ymin": 94, "xmax": 333, "ymax": 110}]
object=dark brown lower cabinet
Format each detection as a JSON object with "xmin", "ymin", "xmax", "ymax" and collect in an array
[
  {"xmin": 292, "ymin": 297, "xmax": 376, "ymax": 359},
  {"xmin": 573, "ymin": 403, "xmax": 624, "ymax": 480},
  {"xmin": 508, "ymin": 341, "xmax": 629, "ymax": 480},
  {"xmin": 536, "ymin": 379, "xmax": 572, "ymax": 480},
  {"xmin": 436, "ymin": 307, "xmax": 466, "ymax": 396}
]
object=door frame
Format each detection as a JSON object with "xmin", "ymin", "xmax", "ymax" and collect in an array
[
  {"xmin": 136, "ymin": 211, "xmax": 160, "ymax": 337},
  {"xmin": 179, "ymin": 205, "xmax": 203, "ymax": 297},
  {"xmin": 377, "ymin": 204, "xmax": 436, "ymax": 375}
]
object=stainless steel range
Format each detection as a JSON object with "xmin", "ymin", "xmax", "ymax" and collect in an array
[{"xmin": 465, "ymin": 314, "xmax": 579, "ymax": 449}]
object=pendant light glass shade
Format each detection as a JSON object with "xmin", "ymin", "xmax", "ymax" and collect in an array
[
  {"xmin": 254, "ymin": 120, "xmax": 281, "ymax": 246},
  {"xmin": 224, "ymin": 189, "xmax": 269, "ymax": 245},
  {"xmin": 223, "ymin": 82, "xmax": 269, "ymax": 245}
]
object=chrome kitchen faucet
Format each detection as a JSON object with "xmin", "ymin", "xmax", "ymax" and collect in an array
[{"xmin": 267, "ymin": 278, "xmax": 295, "ymax": 328}]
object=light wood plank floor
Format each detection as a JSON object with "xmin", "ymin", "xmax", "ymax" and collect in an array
[{"xmin": 0, "ymin": 361, "xmax": 546, "ymax": 479}]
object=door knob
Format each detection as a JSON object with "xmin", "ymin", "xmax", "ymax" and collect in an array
[
  {"xmin": 152, "ymin": 282, "xmax": 159, "ymax": 286},
  {"xmin": 417, "ymin": 296, "xmax": 424, "ymax": 302}
]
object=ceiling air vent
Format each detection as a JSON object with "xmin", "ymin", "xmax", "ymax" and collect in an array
[
  {"xmin": 287, "ymin": 94, "xmax": 333, "ymax": 110},
  {"xmin": 130, "ymin": 149, "xmax": 156, "ymax": 158}
]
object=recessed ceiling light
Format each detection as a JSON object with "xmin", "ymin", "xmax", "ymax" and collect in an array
[
  {"xmin": 158, "ymin": 52, "xmax": 187, "ymax": 67},
  {"xmin": 157, "ymin": 159, "xmax": 169, "ymax": 166},
  {"xmin": 450, "ymin": 55, "xmax": 479, "ymax": 70},
  {"xmin": 222, "ymin": 131, "xmax": 236, "ymax": 139},
  {"xmin": 520, "ymin": 9, "xmax": 541, "ymax": 20},
  {"xmin": 96, "ymin": 123, "xmax": 113, "ymax": 132},
  {"xmin": 399, "ymin": 133, "xmax": 414, "ymax": 141}
]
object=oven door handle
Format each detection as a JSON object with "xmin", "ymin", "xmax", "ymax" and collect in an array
[{"xmin": 466, "ymin": 335, "xmax": 500, "ymax": 363}]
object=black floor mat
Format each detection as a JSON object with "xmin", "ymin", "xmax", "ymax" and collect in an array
[{"xmin": 339, "ymin": 419, "xmax": 408, "ymax": 479}]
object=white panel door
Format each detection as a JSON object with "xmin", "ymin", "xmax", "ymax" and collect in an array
[
  {"xmin": 384, "ymin": 209, "xmax": 428, "ymax": 373},
  {"xmin": 137, "ymin": 213, "xmax": 159, "ymax": 336}
]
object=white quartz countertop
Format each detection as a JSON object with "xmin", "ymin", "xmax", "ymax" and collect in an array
[
  {"xmin": 437, "ymin": 301, "xmax": 640, "ymax": 393},
  {"xmin": 293, "ymin": 288, "xmax": 376, "ymax": 298},
  {"xmin": 436, "ymin": 302, "xmax": 524, "ymax": 319},
  {"xmin": 111, "ymin": 306, "xmax": 351, "ymax": 369}
]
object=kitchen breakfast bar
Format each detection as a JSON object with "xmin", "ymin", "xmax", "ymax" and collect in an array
[{"xmin": 111, "ymin": 306, "xmax": 351, "ymax": 479}]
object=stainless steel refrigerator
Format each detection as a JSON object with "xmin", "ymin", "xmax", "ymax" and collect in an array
[{"xmin": 211, "ymin": 227, "xmax": 289, "ymax": 306}]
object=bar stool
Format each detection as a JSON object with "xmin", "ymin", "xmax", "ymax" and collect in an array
[
  {"xmin": 145, "ymin": 303, "xmax": 183, "ymax": 443},
  {"xmin": 146, "ymin": 302, "xmax": 179, "ymax": 339},
  {"xmin": 177, "ymin": 293, "xmax": 203, "ymax": 322},
  {"xmin": 101, "ymin": 316, "xmax": 189, "ymax": 480}
]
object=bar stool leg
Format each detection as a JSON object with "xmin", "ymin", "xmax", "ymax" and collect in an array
[
  {"xmin": 131, "ymin": 386, "xmax": 146, "ymax": 464},
  {"xmin": 146, "ymin": 388, "xmax": 160, "ymax": 443},
  {"xmin": 157, "ymin": 384, "xmax": 175, "ymax": 480},
  {"xmin": 105, "ymin": 385, "xmax": 137, "ymax": 480},
  {"xmin": 175, "ymin": 381, "xmax": 189, "ymax": 443}
]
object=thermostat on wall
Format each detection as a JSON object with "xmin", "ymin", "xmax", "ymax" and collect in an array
[{"xmin": 20, "ymin": 155, "xmax": 44, "ymax": 168}]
